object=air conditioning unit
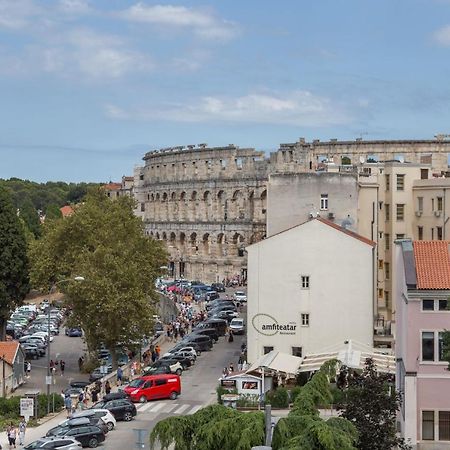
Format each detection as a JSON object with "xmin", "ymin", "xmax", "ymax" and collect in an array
[
  {"xmin": 415, "ymin": 210, "xmax": 422, "ymax": 217},
  {"xmin": 328, "ymin": 212, "xmax": 335, "ymax": 220},
  {"xmin": 434, "ymin": 210, "xmax": 442, "ymax": 217}
]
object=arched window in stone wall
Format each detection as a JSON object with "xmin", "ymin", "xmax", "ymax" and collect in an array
[
  {"xmin": 155, "ymin": 193, "xmax": 160, "ymax": 201},
  {"xmin": 231, "ymin": 190, "xmax": 245, "ymax": 220},
  {"xmin": 179, "ymin": 191, "xmax": 187, "ymax": 221},
  {"xmin": 217, "ymin": 190, "xmax": 226, "ymax": 221},
  {"xmin": 190, "ymin": 232, "xmax": 198, "ymax": 254},
  {"xmin": 203, "ymin": 191, "xmax": 211, "ymax": 221},
  {"xmin": 161, "ymin": 192, "xmax": 169, "ymax": 221},
  {"xmin": 162, "ymin": 231, "xmax": 167, "ymax": 240},
  {"xmin": 162, "ymin": 192, "xmax": 168, "ymax": 201},
  {"xmin": 155, "ymin": 232, "xmax": 160, "ymax": 240},
  {"xmin": 169, "ymin": 232, "xmax": 176, "ymax": 244},
  {"xmin": 180, "ymin": 232, "xmax": 186, "ymax": 247},
  {"xmin": 202, "ymin": 233, "xmax": 210, "ymax": 255},
  {"xmin": 190, "ymin": 191, "xmax": 198, "ymax": 221},
  {"xmin": 151, "ymin": 193, "xmax": 155, "ymax": 202},
  {"xmin": 170, "ymin": 192, "xmax": 176, "ymax": 201},
  {"xmin": 232, "ymin": 233, "xmax": 245, "ymax": 257},
  {"xmin": 216, "ymin": 232, "xmax": 226, "ymax": 257},
  {"xmin": 169, "ymin": 192, "xmax": 177, "ymax": 221},
  {"xmin": 248, "ymin": 191, "xmax": 255, "ymax": 221}
]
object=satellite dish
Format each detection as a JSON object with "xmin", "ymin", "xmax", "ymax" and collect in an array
[{"xmin": 359, "ymin": 155, "xmax": 365, "ymax": 164}]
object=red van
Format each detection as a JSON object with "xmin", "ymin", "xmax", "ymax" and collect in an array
[{"xmin": 123, "ymin": 374, "xmax": 181, "ymax": 403}]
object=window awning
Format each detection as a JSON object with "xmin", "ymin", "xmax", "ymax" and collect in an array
[{"xmin": 247, "ymin": 350, "xmax": 303, "ymax": 377}]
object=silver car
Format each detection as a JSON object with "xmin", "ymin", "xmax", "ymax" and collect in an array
[{"xmin": 24, "ymin": 437, "xmax": 82, "ymax": 449}]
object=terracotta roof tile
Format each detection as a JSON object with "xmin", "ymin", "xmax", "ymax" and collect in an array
[
  {"xmin": 413, "ymin": 241, "xmax": 450, "ymax": 289},
  {"xmin": 0, "ymin": 341, "xmax": 19, "ymax": 365},
  {"xmin": 60, "ymin": 205, "xmax": 74, "ymax": 217},
  {"xmin": 103, "ymin": 183, "xmax": 122, "ymax": 191}
]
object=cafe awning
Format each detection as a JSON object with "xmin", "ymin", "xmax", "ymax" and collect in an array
[{"xmin": 247, "ymin": 350, "xmax": 302, "ymax": 377}]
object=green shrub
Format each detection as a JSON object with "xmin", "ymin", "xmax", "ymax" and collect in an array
[
  {"xmin": 236, "ymin": 394, "xmax": 259, "ymax": 408},
  {"xmin": 289, "ymin": 386, "xmax": 302, "ymax": 404},
  {"xmin": 216, "ymin": 385, "xmax": 237, "ymax": 404},
  {"xmin": 265, "ymin": 387, "xmax": 289, "ymax": 408}
]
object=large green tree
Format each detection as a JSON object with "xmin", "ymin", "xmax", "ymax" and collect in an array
[
  {"xmin": 0, "ymin": 186, "xmax": 30, "ymax": 339},
  {"xmin": 29, "ymin": 188, "xmax": 167, "ymax": 367},
  {"xmin": 150, "ymin": 360, "xmax": 357, "ymax": 450},
  {"xmin": 336, "ymin": 358, "xmax": 410, "ymax": 450}
]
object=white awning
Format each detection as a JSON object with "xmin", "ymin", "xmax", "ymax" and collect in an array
[
  {"xmin": 247, "ymin": 351, "xmax": 303, "ymax": 376},
  {"xmin": 298, "ymin": 340, "xmax": 395, "ymax": 374}
]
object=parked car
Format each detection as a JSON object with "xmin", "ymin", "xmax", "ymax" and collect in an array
[
  {"xmin": 211, "ymin": 282, "xmax": 225, "ymax": 292},
  {"xmin": 58, "ymin": 409, "xmax": 116, "ymax": 432},
  {"xmin": 205, "ymin": 291, "xmax": 220, "ymax": 301},
  {"xmin": 202, "ymin": 318, "xmax": 228, "ymax": 336},
  {"xmin": 65, "ymin": 328, "xmax": 83, "ymax": 337},
  {"xmin": 90, "ymin": 398, "xmax": 137, "ymax": 421},
  {"xmin": 191, "ymin": 328, "xmax": 219, "ymax": 343},
  {"xmin": 89, "ymin": 367, "xmax": 112, "ymax": 383},
  {"xmin": 144, "ymin": 360, "xmax": 183, "ymax": 376},
  {"xmin": 206, "ymin": 299, "xmax": 235, "ymax": 310},
  {"xmin": 165, "ymin": 349, "xmax": 196, "ymax": 362},
  {"xmin": 181, "ymin": 334, "xmax": 213, "ymax": 351},
  {"xmin": 24, "ymin": 437, "xmax": 82, "ymax": 449},
  {"xmin": 229, "ymin": 318, "xmax": 245, "ymax": 335},
  {"xmin": 160, "ymin": 354, "xmax": 192, "ymax": 369},
  {"xmin": 47, "ymin": 417, "xmax": 107, "ymax": 438},
  {"xmin": 169, "ymin": 343, "xmax": 202, "ymax": 356},
  {"xmin": 213, "ymin": 310, "xmax": 239, "ymax": 322},
  {"xmin": 124, "ymin": 374, "xmax": 181, "ymax": 402},
  {"xmin": 50, "ymin": 424, "xmax": 105, "ymax": 448},
  {"xmin": 234, "ymin": 291, "xmax": 247, "ymax": 302}
]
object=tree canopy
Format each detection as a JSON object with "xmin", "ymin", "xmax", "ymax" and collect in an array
[
  {"xmin": 336, "ymin": 358, "xmax": 410, "ymax": 450},
  {"xmin": 0, "ymin": 186, "xmax": 30, "ymax": 339},
  {"xmin": 150, "ymin": 360, "xmax": 358, "ymax": 450},
  {"xmin": 29, "ymin": 188, "xmax": 167, "ymax": 366}
]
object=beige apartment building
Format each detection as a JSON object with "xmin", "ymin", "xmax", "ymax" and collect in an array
[{"xmin": 267, "ymin": 161, "xmax": 445, "ymax": 346}]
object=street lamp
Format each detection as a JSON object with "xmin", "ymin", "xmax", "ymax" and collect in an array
[{"xmin": 46, "ymin": 276, "xmax": 84, "ymax": 413}]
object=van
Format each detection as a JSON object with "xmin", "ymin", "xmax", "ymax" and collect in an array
[
  {"xmin": 124, "ymin": 374, "xmax": 181, "ymax": 402},
  {"xmin": 182, "ymin": 334, "xmax": 213, "ymax": 351},
  {"xmin": 203, "ymin": 319, "xmax": 228, "ymax": 336},
  {"xmin": 191, "ymin": 328, "xmax": 219, "ymax": 342}
]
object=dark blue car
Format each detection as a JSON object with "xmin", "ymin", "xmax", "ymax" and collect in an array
[{"xmin": 65, "ymin": 327, "xmax": 82, "ymax": 337}]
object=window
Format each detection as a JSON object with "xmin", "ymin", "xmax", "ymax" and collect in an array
[
  {"xmin": 422, "ymin": 331, "xmax": 435, "ymax": 361},
  {"xmin": 235, "ymin": 157, "xmax": 243, "ymax": 169},
  {"xmin": 438, "ymin": 227, "xmax": 443, "ymax": 241},
  {"xmin": 423, "ymin": 411, "xmax": 435, "ymax": 440},
  {"xmin": 220, "ymin": 159, "xmax": 227, "ymax": 169},
  {"xmin": 423, "ymin": 300, "xmax": 435, "ymax": 311},
  {"xmin": 155, "ymin": 379, "xmax": 167, "ymax": 386},
  {"xmin": 438, "ymin": 197, "xmax": 444, "ymax": 212},
  {"xmin": 440, "ymin": 411, "xmax": 450, "ymax": 440},
  {"xmin": 143, "ymin": 381, "xmax": 152, "ymax": 388},
  {"xmin": 396, "ymin": 204, "xmax": 405, "ymax": 221},
  {"xmin": 385, "ymin": 174, "xmax": 390, "ymax": 191},
  {"xmin": 140, "ymin": 203, "xmax": 145, "ymax": 212},
  {"xmin": 385, "ymin": 204, "xmax": 390, "ymax": 221},
  {"xmin": 396, "ymin": 233, "xmax": 405, "ymax": 239},
  {"xmin": 418, "ymin": 197, "xmax": 424, "ymax": 212},
  {"xmin": 396, "ymin": 174, "xmax": 405, "ymax": 190},
  {"xmin": 301, "ymin": 314, "xmax": 309, "ymax": 326},
  {"xmin": 263, "ymin": 346, "xmax": 274, "ymax": 355},
  {"xmin": 418, "ymin": 226, "xmax": 423, "ymax": 240},
  {"xmin": 385, "ymin": 233, "xmax": 390, "ymax": 250},
  {"xmin": 432, "ymin": 228, "xmax": 435, "ymax": 240},
  {"xmin": 432, "ymin": 198, "xmax": 435, "ymax": 211},
  {"xmin": 378, "ymin": 259, "xmax": 384, "ymax": 270},
  {"xmin": 439, "ymin": 332, "xmax": 446, "ymax": 361},
  {"xmin": 385, "ymin": 290, "xmax": 390, "ymax": 309},
  {"xmin": 139, "ymin": 174, "xmax": 144, "ymax": 181},
  {"xmin": 385, "ymin": 262, "xmax": 390, "ymax": 279},
  {"xmin": 439, "ymin": 300, "xmax": 448, "ymax": 311},
  {"xmin": 292, "ymin": 347, "xmax": 302, "ymax": 357},
  {"xmin": 378, "ymin": 289, "xmax": 383, "ymax": 298},
  {"xmin": 320, "ymin": 194, "xmax": 328, "ymax": 210},
  {"xmin": 301, "ymin": 276, "xmax": 310, "ymax": 289}
]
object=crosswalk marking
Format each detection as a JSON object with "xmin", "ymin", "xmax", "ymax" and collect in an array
[
  {"xmin": 161, "ymin": 403, "xmax": 179, "ymax": 414},
  {"xmin": 173, "ymin": 404, "xmax": 190, "ymax": 415},
  {"xmin": 187, "ymin": 405, "xmax": 202, "ymax": 415},
  {"xmin": 138, "ymin": 402, "xmax": 160, "ymax": 412}
]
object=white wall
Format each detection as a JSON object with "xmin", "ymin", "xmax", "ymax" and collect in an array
[{"xmin": 247, "ymin": 219, "xmax": 374, "ymax": 363}]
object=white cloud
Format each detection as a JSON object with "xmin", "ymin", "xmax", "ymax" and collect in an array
[
  {"xmin": 119, "ymin": 3, "xmax": 239, "ymax": 41},
  {"xmin": 58, "ymin": 0, "xmax": 91, "ymax": 15},
  {"xmin": 434, "ymin": 25, "xmax": 450, "ymax": 46},
  {"xmin": 0, "ymin": 0, "xmax": 40, "ymax": 29},
  {"xmin": 104, "ymin": 91, "xmax": 352, "ymax": 127}
]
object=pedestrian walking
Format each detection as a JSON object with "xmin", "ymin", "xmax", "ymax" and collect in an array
[
  {"xmin": 105, "ymin": 381, "xmax": 111, "ymax": 395},
  {"xmin": 222, "ymin": 367, "xmax": 229, "ymax": 377},
  {"xmin": 18, "ymin": 418, "xmax": 26, "ymax": 446},
  {"xmin": 83, "ymin": 387, "xmax": 90, "ymax": 407},
  {"xmin": 91, "ymin": 387, "xmax": 99, "ymax": 403},
  {"xmin": 64, "ymin": 395, "xmax": 72, "ymax": 418},
  {"xmin": 49, "ymin": 359, "xmax": 54, "ymax": 371},
  {"xmin": 78, "ymin": 357, "xmax": 83, "ymax": 371},
  {"xmin": 6, "ymin": 423, "xmax": 16, "ymax": 449},
  {"xmin": 60, "ymin": 360, "xmax": 65, "ymax": 376},
  {"xmin": 26, "ymin": 361, "xmax": 31, "ymax": 378},
  {"xmin": 238, "ymin": 355, "xmax": 244, "ymax": 372},
  {"xmin": 155, "ymin": 344, "xmax": 161, "ymax": 357},
  {"xmin": 229, "ymin": 363, "xmax": 234, "ymax": 373},
  {"xmin": 117, "ymin": 367, "xmax": 123, "ymax": 386},
  {"xmin": 228, "ymin": 330, "xmax": 234, "ymax": 343}
]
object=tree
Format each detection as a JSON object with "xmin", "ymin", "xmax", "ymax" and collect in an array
[
  {"xmin": 44, "ymin": 204, "xmax": 62, "ymax": 220},
  {"xmin": 19, "ymin": 198, "xmax": 41, "ymax": 238},
  {"xmin": 336, "ymin": 358, "xmax": 410, "ymax": 450},
  {"xmin": 0, "ymin": 186, "xmax": 30, "ymax": 339},
  {"xmin": 150, "ymin": 360, "xmax": 357, "ymax": 450},
  {"xmin": 29, "ymin": 188, "xmax": 167, "ymax": 367}
]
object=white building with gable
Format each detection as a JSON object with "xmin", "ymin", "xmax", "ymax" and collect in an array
[{"xmin": 246, "ymin": 217, "xmax": 376, "ymax": 363}]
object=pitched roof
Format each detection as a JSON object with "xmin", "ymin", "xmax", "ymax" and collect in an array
[
  {"xmin": 0, "ymin": 341, "xmax": 20, "ymax": 365},
  {"xmin": 413, "ymin": 241, "xmax": 450, "ymax": 289},
  {"xmin": 103, "ymin": 183, "xmax": 122, "ymax": 191},
  {"xmin": 60, "ymin": 205, "xmax": 74, "ymax": 217},
  {"xmin": 316, "ymin": 217, "xmax": 376, "ymax": 247}
]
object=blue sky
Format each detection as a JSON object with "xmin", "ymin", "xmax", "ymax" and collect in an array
[{"xmin": 1, "ymin": 0, "xmax": 450, "ymax": 182}]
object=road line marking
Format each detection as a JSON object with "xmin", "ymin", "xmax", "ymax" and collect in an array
[
  {"xmin": 162, "ymin": 404, "xmax": 179, "ymax": 413},
  {"xmin": 138, "ymin": 402, "xmax": 158, "ymax": 412},
  {"xmin": 150, "ymin": 402, "xmax": 169, "ymax": 413},
  {"xmin": 173, "ymin": 404, "xmax": 190, "ymax": 415},
  {"xmin": 187, "ymin": 405, "xmax": 202, "ymax": 415}
]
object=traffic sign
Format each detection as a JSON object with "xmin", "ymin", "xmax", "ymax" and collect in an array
[{"xmin": 20, "ymin": 398, "xmax": 34, "ymax": 419}]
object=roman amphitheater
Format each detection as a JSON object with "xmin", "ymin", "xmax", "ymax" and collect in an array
[{"xmin": 130, "ymin": 138, "xmax": 450, "ymax": 283}]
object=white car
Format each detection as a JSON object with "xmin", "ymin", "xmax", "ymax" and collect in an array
[
  {"xmin": 32, "ymin": 331, "xmax": 54, "ymax": 342},
  {"xmin": 59, "ymin": 408, "xmax": 117, "ymax": 431},
  {"xmin": 229, "ymin": 318, "xmax": 245, "ymax": 335},
  {"xmin": 234, "ymin": 291, "xmax": 247, "ymax": 302},
  {"xmin": 24, "ymin": 437, "xmax": 82, "ymax": 449},
  {"xmin": 169, "ymin": 346, "xmax": 200, "ymax": 357}
]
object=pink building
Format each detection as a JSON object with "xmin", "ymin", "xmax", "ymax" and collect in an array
[{"xmin": 396, "ymin": 240, "xmax": 450, "ymax": 449}]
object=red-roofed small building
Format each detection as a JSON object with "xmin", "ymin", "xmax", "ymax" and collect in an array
[
  {"xmin": 395, "ymin": 239, "xmax": 450, "ymax": 447},
  {"xmin": 60, "ymin": 205, "xmax": 74, "ymax": 218},
  {"xmin": 0, "ymin": 341, "xmax": 25, "ymax": 395},
  {"xmin": 103, "ymin": 176, "xmax": 134, "ymax": 199}
]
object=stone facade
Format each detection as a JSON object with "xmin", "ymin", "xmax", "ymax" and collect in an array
[{"xmin": 133, "ymin": 144, "xmax": 268, "ymax": 283}]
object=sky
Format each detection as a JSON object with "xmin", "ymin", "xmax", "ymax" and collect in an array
[{"xmin": 1, "ymin": 0, "xmax": 450, "ymax": 182}]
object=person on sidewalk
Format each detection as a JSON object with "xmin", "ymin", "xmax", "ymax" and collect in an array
[
  {"xmin": 26, "ymin": 361, "xmax": 31, "ymax": 378},
  {"xmin": 117, "ymin": 367, "xmax": 123, "ymax": 386},
  {"xmin": 18, "ymin": 418, "xmax": 26, "ymax": 446},
  {"xmin": 6, "ymin": 422, "xmax": 17, "ymax": 448},
  {"xmin": 60, "ymin": 360, "xmax": 65, "ymax": 376},
  {"xmin": 104, "ymin": 380, "xmax": 111, "ymax": 395},
  {"xmin": 64, "ymin": 395, "xmax": 72, "ymax": 418}
]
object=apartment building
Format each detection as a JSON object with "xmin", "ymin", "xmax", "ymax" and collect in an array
[{"xmin": 395, "ymin": 240, "xmax": 450, "ymax": 449}]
